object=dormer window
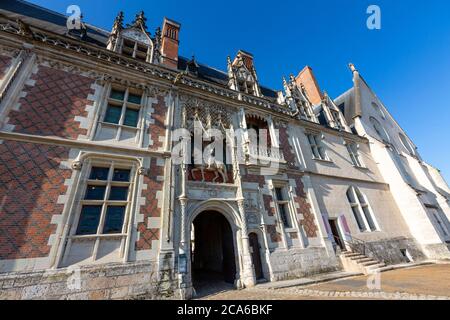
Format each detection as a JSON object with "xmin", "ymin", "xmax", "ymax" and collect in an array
[
  {"xmin": 107, "ymin": 11, "xmax": 157, "ymax": 64},
  {"xmin": 227, "ymin": 51, "xmax": 261, "ymax": 97},
  {"xmin": 121, "ymin": 38, "xmax": 151, "ymax": 62},
  {"xmin": 330, "ymin": 110, "xmax": 344, "ymax": 130}
]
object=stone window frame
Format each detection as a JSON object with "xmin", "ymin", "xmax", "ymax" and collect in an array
[
  {"xmin": 369, "ymin": 116, "xmax": 390, "ymax": 144},
  {"xmin": 346, "ymin": 186, "xmax": 379, "ymax": 233},
  {"xmin": 269, "ymin": 179, "xmax": 307, "ymax": 248},
  {"xmin": 329, "ymin": 109, "xmax": 344, "ymax": 130},
  {"xmin": 120, "ymin": 37, "xmax": 153, "ymax": 63},
  {"xmin": 345, "ymin": 140, "xmax": 365, "ymax": 168},
  {"xmin": 426, "ymin": 207, "xmax": 450, "ymax": 240},
  {"xmin": 371, "ymin": 102, "xmax": 386, "ymax": 120},
  {"xmin": 61, "ymin": 156, "xmax": 141, "ymax": 265},
  {"xmin": 306, "ymin": 132, "xmax": 329, "ymax": 161},
  {"xmin": 398, "ymin": 132, "xmax": 417, "ymax": 156},
  {"xmin": 273, "ymin": 185, "xmax": 293, "ymax": 229},
  {"xmin": 96, "ymin": 83, "xmax": 147, "ymax": 145}
]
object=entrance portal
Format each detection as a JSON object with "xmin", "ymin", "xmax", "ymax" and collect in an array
[
  {"xmin": 329, "ymin": 219, "xmax": 345, "ymax": 251},
  {"xmin": 191, "ymin": 211, "xmax": 237, "ymax": 290}
]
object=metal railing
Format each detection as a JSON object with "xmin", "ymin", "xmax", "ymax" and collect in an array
[{"xmin": 332, "ymin": 234, "xmax": 380, "ymax": 262}]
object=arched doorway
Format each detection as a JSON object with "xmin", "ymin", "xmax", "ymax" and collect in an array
[
  {"xmin": 191, "ymin": 211, "xmax": 237, "ymax": 291},
  {"xmin": 249, "ymin": 232, "xmax": 264, "ymax": 280}
]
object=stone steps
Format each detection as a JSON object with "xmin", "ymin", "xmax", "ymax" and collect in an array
[{"xmin": 339, "ymin": 251, "xmax": 386, "ymax": 275}]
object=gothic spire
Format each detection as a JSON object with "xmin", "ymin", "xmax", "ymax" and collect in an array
[
  {"xmin": 131, "ymin": 11, "xmax": 148, "ymax": 31},
  {"xmin": 113, "ymin": 11, "xmax": 124, "ymax": 32}
]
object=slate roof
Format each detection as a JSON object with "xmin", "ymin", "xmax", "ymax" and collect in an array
[{"xmin": 0, "ymin": 0, "xmax": 280, "ymax": 100}]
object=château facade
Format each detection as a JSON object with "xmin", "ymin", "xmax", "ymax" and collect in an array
[{"xmin": 0, "ymin": 0, "xmax": 449, "ymax": 300}]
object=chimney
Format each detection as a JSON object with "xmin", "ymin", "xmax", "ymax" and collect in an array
[
  {"xmin": 234, "ymin": 50, "xmax": 255, "ymax": 71},
  {"xmin": 295, "ymin": 66, "xmax": 323, "ymax": 105},
  {"xmin": 161, "ymin": 17, "xmax": 181, "ymax": 69}
]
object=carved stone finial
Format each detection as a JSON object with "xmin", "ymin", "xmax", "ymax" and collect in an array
[
  {"xmin": 71, "ymin": 160, "xmax": 82, "ymax": 170},
  {"xmin": 349, "ymin": 63, "xmax": 358, "ymax": 73},
  {"xmin": 113, "ymin": 11, "xmax": 124, "ymax": 31},
  {"xmin": 138, "ymin": 167, "xmax": 148, "ymax": 176},
  {"xmin": 131, "ymin": 11, "xmax": 148, "ymax": 31}
]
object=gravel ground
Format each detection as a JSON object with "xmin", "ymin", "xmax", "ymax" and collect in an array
[{"xmin": 197, "ymin": 264, "xmax": 450, "ymax": 300}]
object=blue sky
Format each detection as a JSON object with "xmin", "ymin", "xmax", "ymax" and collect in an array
[{"xmin": 28, "ymin": 0, "xmax": 450, "ymax": 183}]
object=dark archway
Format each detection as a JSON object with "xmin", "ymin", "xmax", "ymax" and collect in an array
[
  {"xmin": 249, "ymin": 232, "xmax": 264, "ymax": 280},
  {"xmin": 191, "ymin": 211, "xmax": 237, "ymax": 291}
]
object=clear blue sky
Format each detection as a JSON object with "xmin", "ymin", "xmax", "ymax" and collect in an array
[{"xmin": 28, "ymin": 0, "xmax": 450, "ymax": 183}]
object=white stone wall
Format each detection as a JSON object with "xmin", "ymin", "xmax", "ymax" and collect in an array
[{"xmin": 340, "ymin": 78, "xmax": 450, "ymax": 260}]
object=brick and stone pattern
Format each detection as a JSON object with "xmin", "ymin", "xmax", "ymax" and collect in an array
[
  {"xmin": 148, "ymin": 96, "xmax": 167, "ymax": 152},
  {"xmin": 288, "ymin": 174, "xmax": 317, "ymax": 238},
  {"xmin": 242, "ymin": 173, "xmax": 281, "ymax": 242},
  {"xmin": 0, "ymin": 140, "xmax": 71, "ymax": 260},
  {"xmin": 7, "ymin": 65, "xmax": 95, "ymax": 140},
  {"xmin": 279, "ymin": 126, "xmax": 298, "ymax": 169},
  {"xmin": 136, "ymin": 158, "xmax": 164, "ymax": 251},
  {"xmin": 0, "ymin": 54, "xmax": 12, "ymax": 79},
  {"xmin": 0, "ymin": 261, "xmax": 177, "ymax": 300}
]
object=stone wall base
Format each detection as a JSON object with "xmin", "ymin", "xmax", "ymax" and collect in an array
[
  {"xmin": 268, "ymin": 246, "xmax": 339, "ymax": 281},
  {"xmin": 362, "ymin": 237, "xmax": 427, "ymax": 265},
  {"xmin": 422, "ymin": 243, "xmax": 450, "ymax": 261},
  {"xmin": 0, "ymin": 261, "xmax": 179, "ymax": 300}
]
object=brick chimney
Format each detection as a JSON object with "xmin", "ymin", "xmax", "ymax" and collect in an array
[
  {"xmin": 161, "ymin": 17, "xmax": 180, "ymax": 69},
  {"xmin": 295, "ymin": 66, "xmax": 323, "ymax": 105}
]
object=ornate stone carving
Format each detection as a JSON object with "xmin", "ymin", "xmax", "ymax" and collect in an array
[
  {"xmin": 138, "ymin": 167, "xmax": 148, "ymax": 176},
  {"xmin": 71, "ymin": 160, "xmax": 82, "ymax": 170}
]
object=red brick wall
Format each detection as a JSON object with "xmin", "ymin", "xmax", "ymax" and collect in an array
[
  {"xmin": 7, "ymin": 66, "xmax": 95, "ymax": 140},
  {"xmin": 148, "ymin": 96, "xmax": 167, "ymax": 151},
  {"xmin": 0, "ymin": 55, "xmax": 12, "ymax": 79},
  {"xmin": 279, "ymin": 127, "xmax": 297, "ymax": 169},
  {"xmin": 288, "ymin": 174, "xmax": 317, "ymax": 238},
  {"xmin": 0, "ymin": 140, "xmax": 71, "ymax": 259},
  {"xmin": 136, "ymin": 158, "xmax": 164, "ymax": 251}
]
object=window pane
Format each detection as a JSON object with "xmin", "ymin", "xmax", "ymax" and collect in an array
[
  {"xmin": 103, "ymin": 206, "xmax": 126, "ymax": 234},
  {"xmin": 76, "ymin": 205, "xmax": 102, "ymax": 235},
  {"xmin": 84, "ymin": 185, "xmax": 106, "ymax": 200},
  {"xmin": 352, "ymin": 207, "xmax": 366, "ymax": 232},
  {"xmin": 312, "ymin": 146, "xmax": 320, "ymax": 159},
  {"xmin": 109, "ymin": 186, "xmax": 129, "ymax": 201},
  {"xmin": 123, "ymin": 108, "xmax": 139, "ymax": 127},
  {"xmin": 278, "ymin": 204, "xmax": 291, "ymax": 228},
  {"xmin": 89, "ymin": 167, "xmax": 109, "ymax": 180},
  {"xmin": 128, "ymin": 93, "xmax": 142, "ymax": 105},
  {"xmin": 275, "ymin": 188, "xmax": 284, "ymax": 201},
  {"xmin": 355, "ymin": 189, "xmax": 366, "ymax": 204},
  {"xmin": 318, "ymin": 146, "xmax": 326, "ymax": 160},
  {"xmin": 110, "ymin": 89, "xmax": 125, "ymax": 101},
  {"xmin": 104, "ymin": 105, "xmax": 122, "ymax": 124},
  {"xmin": 362, "ymin": 207, "xmax": 377, "ymax": 231},
  {"xmin": 113, "ymin": 169, "xmax": 131, "ymax": 182},
  {"xmin": 346, "ymin": 188, "xmax": 356, "ymax": 203}
]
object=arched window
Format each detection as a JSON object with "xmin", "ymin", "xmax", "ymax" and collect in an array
[
  {"xmin": 369, "ymin": 116, "xmax": 390, "ymax": 142},
  {"xmin": 371, "ymin": 102, "xmax": 385, "ymax": 119},
  {"xmin": 346, "ymin": 186, "xmax": 378, "ymax": 232},
  {"xmin": 399, "ymin": 133, "xmax": 416, "ymax": 156}
]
